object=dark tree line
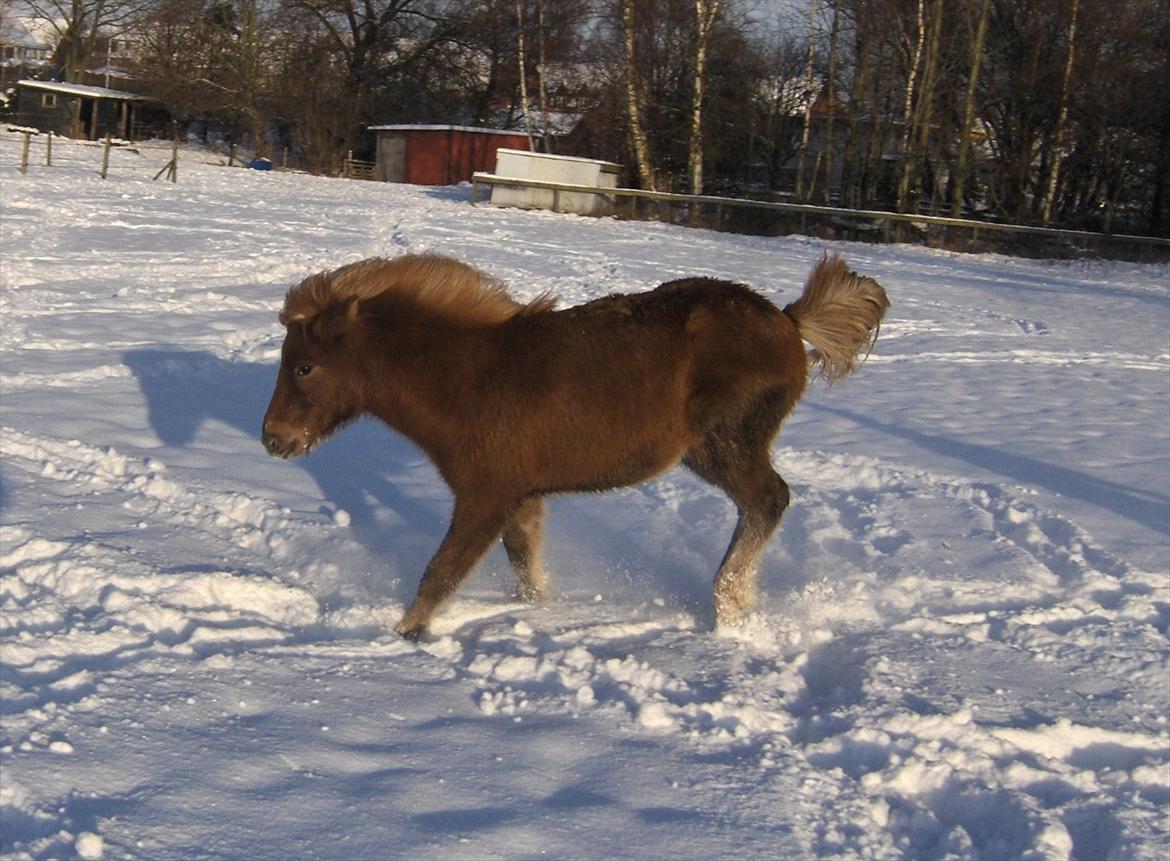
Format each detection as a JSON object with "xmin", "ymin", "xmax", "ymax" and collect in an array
[{"xmin": 15, "ymin": 0, "xmax": 1169, "ymax": 235}]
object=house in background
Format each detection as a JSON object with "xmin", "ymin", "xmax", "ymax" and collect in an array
[
  {"xmin": 369, "ymin": 125, "xmax": 532, "ymax": 185},
  {"xmin": 0, "ymin": 17, "xmax": 55, "ymax": 88},
  {"xmin": 13, "ymin": 79, "xmax": 148, "ymax": 140}
]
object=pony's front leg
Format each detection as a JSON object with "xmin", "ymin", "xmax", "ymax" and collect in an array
[
  {"xmin": 502, "ymin": 495, "xmax": 547, "ymax": 602},
  {"xmin": 396, "ymin": 497, "xmax": 512, "ymax": 640}
]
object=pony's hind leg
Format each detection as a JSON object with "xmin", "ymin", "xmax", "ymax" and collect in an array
[
  {"xmin": 684, "ymin": 391, "xmax": 792, "ymax": 625},
  {"xmin": 502, "ymin": 495, "xmax": 548, "ymax": 602},
  {"xmin": 710, "ymin": 469, "xmax": 789, "ymax": 624}
]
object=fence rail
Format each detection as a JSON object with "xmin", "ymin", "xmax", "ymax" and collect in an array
[
  {"xmin": 470, "ymin": 172, "xmax": 1170, "ymax": 259},
  {"xmin": 344, "ymin": 153, "xmax": 376, "ymax": 181}
]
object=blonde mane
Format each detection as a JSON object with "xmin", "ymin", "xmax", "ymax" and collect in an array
[{"xmin": 280, "ymin": 254, "xmax": 553, "ymax": 326}]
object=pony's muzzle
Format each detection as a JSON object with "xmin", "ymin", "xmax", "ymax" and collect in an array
[{"xmin": 262, "ymin": 423, "xmax": 302, "ymax": 459}]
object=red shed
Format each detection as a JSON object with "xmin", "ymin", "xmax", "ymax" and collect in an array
[{"xmin": 370, "ymin": 124, "xmax": 532, "ymax": 185}]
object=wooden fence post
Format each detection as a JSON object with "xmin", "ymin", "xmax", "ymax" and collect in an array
[
  {"xmin": 20, "ymin": 132, "xmax": 31, "ymax": 174},
  {"xmin": 45, "ymin": 131, "xmax": 53, "ymax": 167},
  {"xmin": 152, "ymin": 142, "xmax": 179, "ymax": 183},
  {"xmin": 100, "ymin": 134, "xmax": 112, "ymax": 179}
]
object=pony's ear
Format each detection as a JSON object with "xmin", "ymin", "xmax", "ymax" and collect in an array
[{"xmin": 310, "ymin": 297, "xmax": 360, "ymax": 343}]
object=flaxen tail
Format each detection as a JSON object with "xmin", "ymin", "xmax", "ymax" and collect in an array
[{"xmin": 784, "ymin": 253, "xmax": 890, "ymax": 384}]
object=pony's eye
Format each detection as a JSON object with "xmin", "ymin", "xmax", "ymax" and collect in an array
[{"xmin": 295, "ymin": 364, "xmax": 313, "ymax": 377}]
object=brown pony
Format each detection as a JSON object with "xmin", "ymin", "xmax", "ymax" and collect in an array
[{"xmin": 262, "ymin": 253, "xmax": 889, "ymax": 639}]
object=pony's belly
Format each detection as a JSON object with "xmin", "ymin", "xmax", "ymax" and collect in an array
[{"xmin": 535, "ymin": 431, "xmax": 690, "ymax": 494}]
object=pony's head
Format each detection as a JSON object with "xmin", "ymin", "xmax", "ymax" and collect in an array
[
  {"xmin": 261, "ymin": 277, "xmax": 364, "ymax": 459},
  {"xmin": 262, "ymin": 254, "xmax": 544, "ymax": 459}
]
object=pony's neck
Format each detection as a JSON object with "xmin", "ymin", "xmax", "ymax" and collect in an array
[{"xmin": 360, "ymin": 309, "xmax": 497, "ymax": 471}]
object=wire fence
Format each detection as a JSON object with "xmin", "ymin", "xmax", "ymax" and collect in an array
[
  {"xmin": 2, "ymin": 127, "xmax": 196, "ymax": 183},
  {"xmin": 6, "ymin": 130, "xmax": 1166, "ymax": 262},
  {"xmin": 0, "ymin": 127, "xmax": 295, "ymax": 184},
  {"xmin": 471, "ymin": 172, "xmax": 1170, "ymax": 263},
  {"xmin": 1, "ymin": 128, "xmax": 348, "ymax": 185}
]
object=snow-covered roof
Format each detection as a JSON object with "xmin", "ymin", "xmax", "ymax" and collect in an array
[
  {"xmin": 17, "ymin": 79, "xmax": 144, "ymax": 101},
  {"xmin": 494, "ymin": 148, "xmax": 619, "ymax": 169},
  {"xmin": 367, "ymin": 124, "xmax": 529, "ymax": 137},
  {"xmin": 0, "ymin": 16, "xmax": 59, "ymax": 48}
]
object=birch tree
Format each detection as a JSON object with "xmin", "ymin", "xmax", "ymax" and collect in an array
[
  {"xmin": 907, "ymin": 0, "xmax": 944, "ymax": 211},
  {"xmin": 794, "ymin": 0, "xmax": 818, "ymax": 200},
  {"xmin": 622, "ymin": 0, "xmax": 656, "ymax": 189},
  {"xmin": 895, "ymin": 0, "xmax": 927, "ymax": 211},
  {"xmin": 839, "ymin": 0, "xmax": 872, "ymax": 208},
  {"xmin": 687, "ymin": 0, "xmax": 722, "ymax": 194},
  {"xmin": 536, "ymin": 0, "xmax": 553, "ymax": 152},
  {"xmin": 951, "ymin": 0, "xmax": 991, "ymax": 217},
  {"xmin": 516, "ymin": 0, "xmax": 535, "ymax": 148},
  {"xmin": 818, "ymin": 0, "xmax": 840, "ymax": 203},
  {"xmin": 1042, "ymin": 0, "xmax": 1079, "ymax": 224}
]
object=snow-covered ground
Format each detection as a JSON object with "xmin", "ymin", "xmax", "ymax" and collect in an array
[{"xmin": 1, "ymin": 131, "xmax": 1167, "ymax": 860}]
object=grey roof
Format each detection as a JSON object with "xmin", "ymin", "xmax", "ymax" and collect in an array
[{"xmin": 17, "ymin": 79, "xmax": 145, "ymax": 101}]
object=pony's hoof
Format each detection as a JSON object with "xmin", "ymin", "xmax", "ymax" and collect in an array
[
  {"xmin": 394, "ymin": 620, "xmax": 426, "ymax": 642},
  {"xmin": 514, "ymin": 585, "xmax": 546, "ymax": 603},
  {"xmin": 713, "ymin": 600, "xmax": 751, "ymax": 629}
]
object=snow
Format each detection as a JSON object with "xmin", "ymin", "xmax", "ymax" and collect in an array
[{"xmin": 1, "ymin": 130, "xmax": 1168, "ymax": 860}]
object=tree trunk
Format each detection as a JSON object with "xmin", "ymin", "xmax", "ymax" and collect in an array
[
  {"xmin": 862, "ymin": 33, "xmax": 897, "ymax": 208},
  {"xmin": 795, "ymin": 0, "xmax": 817, "ymax": 201},
  {"xmin": 896, "ymin": 0, "xmax": 926, "ymax": 212},
  {"xmin": 536, "ymin": 0, "xmax": 553, "ymax": 153},
  {"xmin": 841, "ymin": 0, "xmax": 872, "ymax": 209},
  {"xmin": 909, "ymin": 0, "xmax": 944, "ymax": 212},
  {"xmin": 820, "ymin": 1, "xmax": 840, "ymax": 204},
  {"xmin": 622, "ymin": 0, "xmax": 656, "ymax": 190},
  {"xmin": 516, "ymin": 0, "xmax": 536, "ymax": 150},
  {"xmin": 951, "ymin": 0, "xmax": 991, "ymax": 217},
  {"xmin": 1042, "ymin": 0, "xmax": 1080, "ymax": 224},
  {"xmin": 688, "ymin": 0, "xmax": 722, "ymax": 195}
]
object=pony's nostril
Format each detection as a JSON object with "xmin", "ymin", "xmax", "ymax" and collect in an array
[{"xmin": 263, "ymin": 434, "xmax": 281, "ymax": 455}]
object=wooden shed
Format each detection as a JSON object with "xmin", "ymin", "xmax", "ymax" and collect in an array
[
  {"xmin": 14, "ymin": 79, "xmax": 146, "ymax": 140},
  {"xmin": 369, "ymin": 124, "xmax": 532, "ymax": 185}
]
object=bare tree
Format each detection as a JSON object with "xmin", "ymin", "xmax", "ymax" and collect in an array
[
  {"xmin": 1041, "ymin": 0, "xmax": 1078, "ymax": 224},
  {"xmin": 687, "ymin": 0, "xmax": 721, "ymax": 194},
  {"xmin": 895, "ymin": 0, "xmax": 926, "ymax": 211},
  {"xmin": 132, "ymin": 0, "xmax": 279, "ymax": 153},
  {"xmin": 818, "ymin": 0, "xmax": 840, "ymax": 203},
  {"xmin": 951, "ymin": 0, "xmax": 991, "ymax": 216},
  {"xmin": 908, "ymin": 0, "xmax": 944, "ymax": 211},
  {"xmin": 622, "ymin": 0, "xmax": 656, "ymax": 189},
  {"xmin": 26, "ymin": 0, "xmax": 138, "ymax": 82},
  {"xmin": 284, "ymin": 0, "xmax": 458, "ymax": 157},
  {"xmin": 516, "ymin": 0, "xmax": 535, "ymax": 147},
  {"xmin": 536, "ymin": 0, "xmax": 552, "ymax": 151},
  {"xmin": 221, "ymin": 0, "xmax": 280, "ymax": 156},
  {"xmin": 794, "ymin": 0, "xmax": 817, "ymax": 200}
]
